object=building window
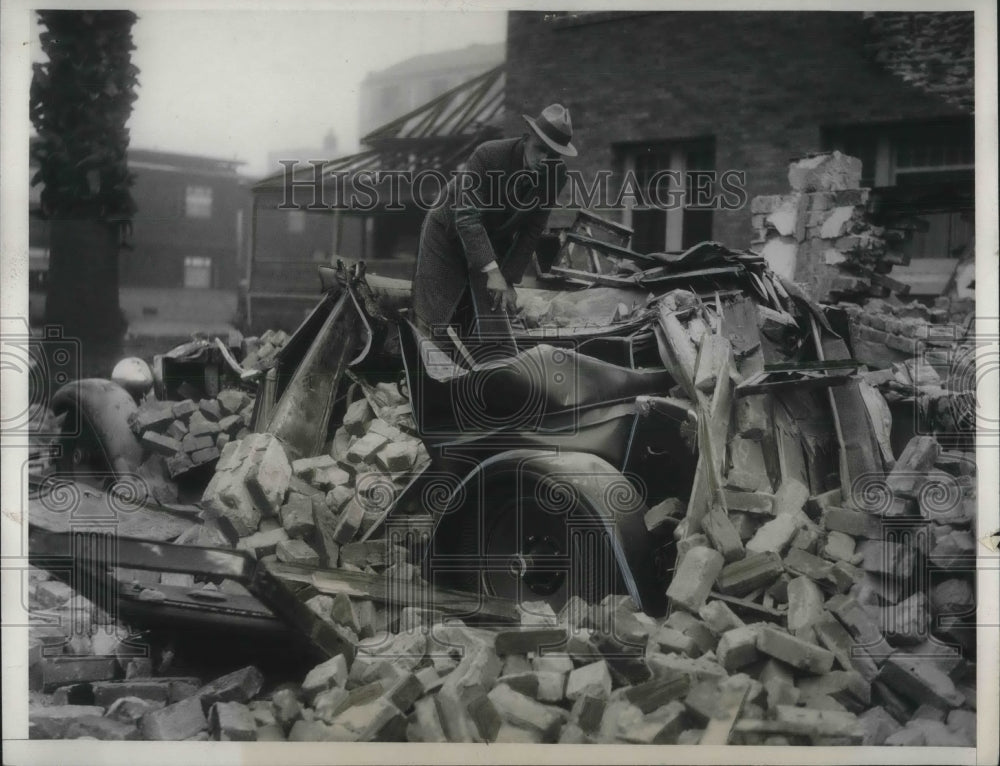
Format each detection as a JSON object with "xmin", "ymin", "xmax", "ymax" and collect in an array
[
  {"xmin": 823, "ymin": 119, "xmax": 973, "ymax": 188},
  {"xmin": 616, "ymin": 138, "xmax": 715, "ymax": 253},
  {"xmin": 185, "ymin": 185, "xmax": 213, "ymax": 218},
  {"xmin": 823, "ymin": 118, "xmax": 974, "ymax": 260},
  {"xmin": 287, "ymin": 210, "xmax": 306, "ymax": 234},
  {"xmin": 183, "ymin": 256, "xmax": 212, "ymax": 288}
]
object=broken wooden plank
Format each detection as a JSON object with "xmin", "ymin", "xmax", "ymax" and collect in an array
[
  {"xmin": 262, "ymin": 560, "xmax": 520, "ymax": 624},
  {"xmin": 249, "ymin": 562, "xmax": 358, "ymax": 663},
  {"xmin": 720, "ymin": 294, "xmax": 764, "ymax": 378},
  {"xmin": 547, "ymin": 265, "xmax": 640, "ymax": 288}
]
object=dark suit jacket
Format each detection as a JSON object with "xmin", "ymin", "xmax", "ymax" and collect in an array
[{"xmin": 412, "ymin": 136, "xmax": 567, "ymax": 327}]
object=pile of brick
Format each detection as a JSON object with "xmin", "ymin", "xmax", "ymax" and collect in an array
[
  {"xmin": 240, "ymin": 329, "xmax": 290, "ymax": 371},
  {"xmin": 752, "ymin": 152, "xmax": 910, "ymax": 304},
  {"xmin": 840, "ymin": 297, "xmax": 969, "ymax": 369},
  {"xmin": 198, "ymin": 380, "xmax": 429, "ymax": 573},
  {"xmin": 27, "ymin": 564, "xmax": 270, "ymax": 741},
  {"xmin": 129, "ymin": 389, "xmax": 255, "ymax": 499}
]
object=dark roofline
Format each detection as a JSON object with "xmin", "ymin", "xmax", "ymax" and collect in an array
[{"xmin": 362, "ymin": 64, "xmax": 504, "ymax": 146}]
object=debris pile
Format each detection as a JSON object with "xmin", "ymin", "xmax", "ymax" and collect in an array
[
  {"xmin": 129, "ymin": 389, "xmax": 255, "ymax": 490},
  {"xmin": 28, "ymin": 575, "xmax": 977, "ymax": 744},
  {"xmin": 198, "ymin": 378, "xmax": 430, "ymax": 572},
  {"xmin": 27, "ymin": 170, "xmax": 977, "ymax": 744},
  {"xmin": 240, "ymin": 329, "xmax": 290, "ymax": 371},
  {"xmin": 752, "ymin": 151, "xmax": 910, "ymax": 303},
  {"xmin": 841, "ymin": 297, "xmax": 969, "ymax": 369}
]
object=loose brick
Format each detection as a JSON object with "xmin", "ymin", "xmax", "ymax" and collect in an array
[
  {"xmin": 772, "ymin": 478, "xmax": 810, "ymax": 516},
  {"xmin": 311, "ymin": 464, "xmax": 351, "ymax": 492},
  {"xmin": 797, "ymin": 670, "xmax": 871, "ymax": 710},
  {"xmin": 857, "ymin": 706, "xmax": 901, "ymax": 745},
  {"xmin": 275, "ymin": 538, "xmax": 319, "ymax": 565},
  {"xmin": 105, "ymin": 697, "xmax": 164, "ymax": 724},
  {"xmin": 190, "ymin": 446, "xmax": 220, "ymax": 465},
  {"xmin": 718, "ymin": 489, "xmax": 775, "ymax": 515},
  {"xmin": 879, "ymin": 652, "xmax": 965, "ymax": 709},
  {"xmin": 859, "ymin": 539, "xmax": 915, "ymax": 578},
  {"xmin": 650, "ymin": 625, "xmax": 698, "ymax": 656},
  {"xmin": 63, "ymin": 715, "xmax": 140, "ymax": 740},
  {"xmin": 772, "ymin": 704, "xmax": 863, "ymax": 740},
  {"xmin": 201, "ymin": 469, "xmax": 260, "ymax": 537},
  {"xmin": 409, "ymin": 696, "xmax": 448, "ymax": 742},
  {"xmin": 142, "ymin": 430, "xmax": 184, "ymax": 457},
  {"xmin": 623, "ymin": 671, "xmax": 691, "ymax": 713},
  {"xmin": 171, "ymin": 399, "xmax": 199, "ymax": 420},
  {"xmin": 134, "ymin": 402, "xmax": 176, "ymax": 432},
  {"xmin": 434, "ymin": 683, "xmax": 483, "ymax": 742},
  {"xmin": 187, "ymin": 411, "xmax": 221, "ymax": 437},
  {"xmin": 41, "ymin": 657, "xmax": 118, "ymax": 691},
  {"xmin": 646, "ymin": 653, "xmax": 727, "ymax": 686},
  {"xmin": 279, "ymin": 493, "xmax": 315, "ymax": 538},
  {"xmin": 787, "ymin": 575, "xmax": 825, "ymax": 633},
  {"xmin": 195, "ymin": 666, "xmax": 264, "ymax": 710},
  {"xmin": 302, "ymin": 655, "xmax": 349, "ymax": 702},
  {"xmin": 494, "ymin": 627, "xmax": 566, "ymax": 655},
  {"xmin": 487, "ymin": 684, "xmax": 565, "ymax": 742},
  {"xmin": 822, "ymin": 506, "xmax": 882, "ymax": 538},
  {"xmin": 182, "ymin": 433, "xmax": 214, "ymax": 453},
  {"xmin": 217, "ymin": 389, "xmax": 248, "ymax": 415},
  {"xmin": 332, "ymin": 498, "xmax": 365, "ymax": 544},
  {"xmin": 236, "ymin": 526, "xmax": 289, "ymax": 559},
  {"xmin": 716, "ymin": 625, "xmax": 761, "ymax": 671},
  {"xmin": 746, "ymin": 512, "xmax": 802, "ymax": 555},
  {"xmin": 140, "ymin": 695, "xmax": 208, "ymax": 740},
  {"xmin": 29, "ymin": 705, "xmax": 106, "ymax": 739},
  {"xmin": 346, "ymin": 432, "xmax": 389, "ymax": 465},
  {"xmin": 665, "ymin": 546, "xmax": 725, "ymax": 613},
  {"xmin": 92, "ymin": 679, "xmax": 187, "ymax": 707},
  {"xmin": 264, "ymin": 690, "xmax": 299, "ymax": 736},
  {"xmin": 571, "ymin": 693, "xmax": 606, "ymax": 733},
  {"xmin": 244, "ymin": 434, "xmax": 291, "ymax": 515},
  {"xmin": 374, "ymin": 442, "xmax": 417, "ymax": 473},
  {"xmin": 702, "ymin": 504, "xmax": 745, "ymax": 562},
  {"xmin": 756, "ymin": 626, "xmax": 834, "ymax": 674},
  {"xmin": 342, "ymin": 398, "xmax": 374, "ymax": 437},
  {"xmin": 566, "ymin": 660, "xmax": 612, "ymax": 701},
  {"xmin": 716, "ymin": 551, "xmax": 783, "ymax": 596},
  {"xmin": 698, "ymin": 600, "xmax": 745, "ymax": 635},
  {"xmin": 887, "ymin": 436, "xmax": 940, "ymax": 498},
  {"xmin": 621, "ymin": 700, "xmax": 686, "ymax": 744},
  {"xmin": 663, "ymin": 611, "xmax": 717, "ymax": 655},
  {"xmin": 210, "ymin": 701, "xmax": 256, "ymax": 741},
  {"xmin": 198, "ymin": 398, "xmax": 222, "ymax": 421},
  {"xmin": 218, "ymin": 414, "xmax": 243, "ymax": 436},
  {"xmin": 644, "ymin": 497, "xmax": 685, "ymax": 535}
]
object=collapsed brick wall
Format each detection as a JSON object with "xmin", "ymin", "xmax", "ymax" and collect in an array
[{"xmin": 751, "ymin": 152, "xmax": 913, "ymax": 303}]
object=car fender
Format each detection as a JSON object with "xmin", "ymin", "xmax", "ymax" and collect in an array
[
  {"xmin": 436, "ymin": 448, "xmax": 664, "ymax": 615},
  {"xmin": 50, "ymin": 378, "xmax": 144, "ymax": 478}
]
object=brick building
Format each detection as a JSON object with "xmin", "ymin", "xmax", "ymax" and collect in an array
[
  {"xmin": 123, "ymin": 148, "xmax": 246, "ymax": 290},
  {"xmin": 504, "ymin": 11, "xmax": 974, "ymax": 281},
  {"xmin": 29, "ymin": 146, "xmax": 247, "ymax": 329}
]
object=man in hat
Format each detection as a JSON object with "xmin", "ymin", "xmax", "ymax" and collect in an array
[{"xmin": 411, "ymin": 103, "xmax": 577, "ymax": 360}]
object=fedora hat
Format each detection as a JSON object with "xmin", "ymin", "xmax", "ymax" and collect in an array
[{"xmin": 522, "ymin": 103, "xmax": 577, "ymax": 157}]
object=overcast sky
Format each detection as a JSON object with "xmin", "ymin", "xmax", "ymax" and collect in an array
[{"xmin": 33, "ymin": 8, "xmax": 506, "ymax": 178}]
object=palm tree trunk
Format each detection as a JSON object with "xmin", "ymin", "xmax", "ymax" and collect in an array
[{"xmin": 45, "ymin": 218, "xmax": 125, "ymax": 378}]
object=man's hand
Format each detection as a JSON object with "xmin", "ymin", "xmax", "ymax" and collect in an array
[{"xmin": 485, "ymin": 268, "xmax": 518, "ymax": 314}]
